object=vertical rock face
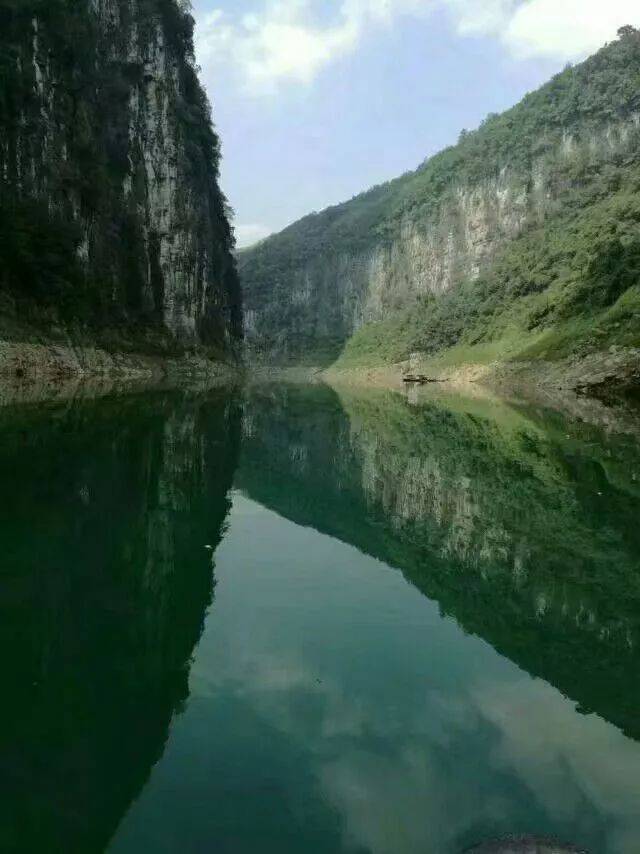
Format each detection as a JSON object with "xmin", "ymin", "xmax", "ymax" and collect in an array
[{"xmin": 0, "ymin": 0, "xmax": 242, "ymax": 353}]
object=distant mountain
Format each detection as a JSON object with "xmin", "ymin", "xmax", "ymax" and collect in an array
[{"xmin": 239, "ymin": 27, "xmax": 640, "ymax": 379}]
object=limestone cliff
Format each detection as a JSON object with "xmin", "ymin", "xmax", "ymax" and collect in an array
[
  {"xmin": 239, "ymin": 29, "xmax": 640, "ymax": 365},
  {"xmin": 0, "ymin": 0, "xmax": 242, "ymax": 355}
]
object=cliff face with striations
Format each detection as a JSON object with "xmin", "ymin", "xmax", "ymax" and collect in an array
[
  {"xmin": 239, "ymin": 29, "xmax": 640, "ymax": 367},
  {"xmin": 0, "ymin": 0, "xmax": 242, "ymax": 356}
]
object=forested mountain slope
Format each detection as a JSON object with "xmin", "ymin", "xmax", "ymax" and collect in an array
[
  {"xmin": 240, "ymin": 28, "xmax": 640, "ymax": 373},
  {"xmin": 0, "ymin": 0, "xmax": 242, "ymax": 358}
]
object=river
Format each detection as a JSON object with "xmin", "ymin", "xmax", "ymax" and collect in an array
[{"xmin": 2, "ymin": 382, "xmax": 639, "ymax": 853}]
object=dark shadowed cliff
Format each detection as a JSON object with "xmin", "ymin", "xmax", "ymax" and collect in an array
[
  {"xmin": 0, "ymin": 388, "xmax": 241, "ymax": 851},
  {"xmin": 0, "ymin": 0, "xmax": 242, "ymax": 358}
]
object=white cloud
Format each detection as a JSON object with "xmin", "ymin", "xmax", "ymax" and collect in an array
[
  {"xmin": 234, "ymin": 223, "xmax": 273, "ymax": 248},
  {"xmin": 505, "ymin": 0, "xmax": 640, "ymax": 59},
  {"xmin": 445, "ymin": 0, "xmax": 514, "ymax": 35},
  {"xmin": 474, "ymin": 677, "xmax": 640, "ymax": 853},
  {"xmin": 195, "ymin": 0, "xmax": 429, "ymax": 95},
  {"xmin": 195, "ymin": 0, "xmax": 640, "ymax": 95}
]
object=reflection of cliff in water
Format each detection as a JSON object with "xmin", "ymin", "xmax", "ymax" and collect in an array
[
  {"xmin": 238, "ymin": 384, "xmax": 640, "ymax": 741},
  {"xmin": 0, "ymin": 390, "xmax": 241, "ymax": 853}
]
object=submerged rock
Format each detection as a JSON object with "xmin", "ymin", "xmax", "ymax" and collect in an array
[{"xmin": 464, "ymin": 837, "xmax": 587, "ymax": 853}]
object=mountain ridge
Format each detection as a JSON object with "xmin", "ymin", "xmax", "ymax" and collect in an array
[{"xmin": 239, "ymin": 27, "xmax": 640, "ymax": 384}]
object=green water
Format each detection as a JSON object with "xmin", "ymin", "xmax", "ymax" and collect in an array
[{"xmin": 2, "ymin": 384, "xmax": 640, "ymax": 854}]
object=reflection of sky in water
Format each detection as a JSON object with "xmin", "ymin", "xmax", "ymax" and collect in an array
[{"xmin": 111, "ymin": 495, "xmax": 640, "ymax": 854}]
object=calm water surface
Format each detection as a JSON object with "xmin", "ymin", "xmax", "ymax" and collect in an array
[{"xmin": 2, "ymin": 383, "xmax": 640, "ymax": 853}]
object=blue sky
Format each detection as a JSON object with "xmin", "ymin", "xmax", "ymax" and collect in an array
[{"xmin": 190, "ymin": 0, "xmax": 640, "ymax": 246}]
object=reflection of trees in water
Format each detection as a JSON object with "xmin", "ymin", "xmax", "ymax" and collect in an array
[
  {"xmin": 0, "ymin": 390, "xmax": 241, "ymax": 853},
  {"xmin": 238, "ymin": 384, "xmax": 640, "ymax": 741}
]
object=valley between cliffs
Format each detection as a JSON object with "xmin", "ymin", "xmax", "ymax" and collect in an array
[{"xmin": 2, "ymin": 9, "xmax": 640, "ymax": 406}]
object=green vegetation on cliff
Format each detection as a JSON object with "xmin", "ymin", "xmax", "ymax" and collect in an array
[
  {"xmin": 240, "ymin": 27, "xmax": 640, "ymax": 371},
  {"xmin": 340, "ymin": 168, "xmax": 640, "ymax": 367},
  {"xmin": 0, "ymin": 0, "xmax": 242, "ymax": 355}
]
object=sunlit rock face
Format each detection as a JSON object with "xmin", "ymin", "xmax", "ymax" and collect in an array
[{"xmin": 0, "ymin": 0, "xmax": 242, "ymax": 351}]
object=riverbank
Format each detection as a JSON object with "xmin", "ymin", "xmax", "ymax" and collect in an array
[
  {"xmin": 322, "ymin": 347, "xmax": 640, "ymax": 437},
  {"xmin": 0, "ymin": 338, "xmax": 241, "ymax": 407},
  {"xmin": 325, "ymin": 346, "xmax": 640, "ymax": 400},
  {"xmin": 3, "ymin": 337, "xmax": 639, "ymax": 438}
]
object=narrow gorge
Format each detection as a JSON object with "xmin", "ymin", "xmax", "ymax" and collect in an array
[{"xmin": 3, "ymin": 7, "xmax": 640, "ymax": 853}]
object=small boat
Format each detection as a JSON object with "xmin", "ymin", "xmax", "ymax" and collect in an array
[{"xmin": 402, "ymin": 374, "xmax": 442, "ymax": 384}]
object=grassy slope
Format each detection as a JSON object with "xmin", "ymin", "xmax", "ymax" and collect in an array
[{"xmin": 335, "ymin": 165, "xmax": 640, "ymax": 369}]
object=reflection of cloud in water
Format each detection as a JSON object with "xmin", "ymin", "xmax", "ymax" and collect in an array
[
  {"xmin": 198, "ymin": 649, "xmax": 640, "ymax": 854},
  {"xmin": 474, "ymin": 679, "xmax": 640, "ymax": 854},
  {"xmin": 320, "ymin": 744, "xmax": 509, "ymax": 854}
]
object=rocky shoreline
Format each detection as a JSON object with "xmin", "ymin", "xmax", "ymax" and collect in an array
[
  {"xmin": 0, "ymin": 339, "xmax": 241, "ymax": 407},
  {"xmin": 3, "ymin": 337, "xmax": 639, "ymax": 439},
  {"xmin": 325, "ymin": 347, "xmax": 640, "ymax": 399},
  {"xmin": 323, "ymin": 348, "xmax": 640, "ymax": 436}
]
